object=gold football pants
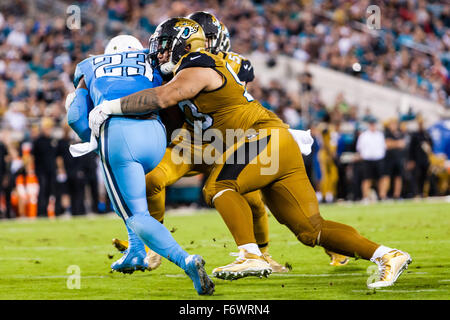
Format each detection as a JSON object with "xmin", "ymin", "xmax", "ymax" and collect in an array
[{"xmin": 203, "ymin": 127, "xmax": 380, "ymax": 260}]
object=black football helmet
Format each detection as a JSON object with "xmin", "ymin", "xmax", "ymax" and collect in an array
[
  {"xmin": 186, "ymin": 11, "xmax": 222, "ymax": 54},
  {"xmin": 218, "ymin": 21, "xmax": 231, "ymax": 52},
  {"xmin": 148, "ymin": 17, "xmax": 206, "ymax": 75}
]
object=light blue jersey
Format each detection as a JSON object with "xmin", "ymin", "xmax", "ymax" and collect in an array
[
  {"xmin": 68, "ymin": 50, "xmax": 163, "ymax": 142},
  {"xmin": 74, "ymin": 49, "xmax": 163, "ymax": 106}
]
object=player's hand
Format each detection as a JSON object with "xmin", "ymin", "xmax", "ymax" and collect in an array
[
  {"xmin": 89, "ymin": 105, "xmax": 109, "ymax": 137},
  {"xmin": 89, "ymin": 98, "xmax": 122, "ymax": 137}
]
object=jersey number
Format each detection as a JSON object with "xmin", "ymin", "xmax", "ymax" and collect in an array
[
  {"xmin": 225, "ymin": 62, "xmax": 254, "ymax": 102},
  {"xmin": 93, "ymin": 53, "xmax": 153, "ymax": 80},
  {"xmin": 178, "ymin": 100, "xmax": 213, "ymax": 131}
]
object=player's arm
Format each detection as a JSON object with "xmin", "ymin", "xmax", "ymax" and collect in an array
[
  {"xmin": 66, "ymin": 77, "xmax": 94, "ymax": 142},
  {"xmin": 100, "ymin": 67, "xmax": 222, "ymax": 115}
]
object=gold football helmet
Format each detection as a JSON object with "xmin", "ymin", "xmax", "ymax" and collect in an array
[{"xmin": 149, "ymin": 17, "xmax": 206, "ymax": 74}]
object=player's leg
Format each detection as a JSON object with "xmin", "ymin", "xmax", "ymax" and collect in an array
[
  {"xmin": 99, "ymin": 152, "xmax": 149, "ymax": 273},
  {"xmin": 145, "ymin": 144, "xmax": 195, "ymax": 222},
  {"xmin": 113, "ymin": 142, "xmax": 197, "ymax": 268},
  {"xmin": 101, "ymin": 118, "xmax": 214, "ymax": 295},
  {"xmin": 258, "ymin": 130, "xmax": 411, "ymax": 287},
  {"xmin": 242, "ymin": 191, "xmax": 269, "ymax": 250},
  {"xmin": 243, "ymin": 190, "xmax": 288, "ymax": 272},
  {"xmin": 203, "ymin": 129, "xmax": 286, "ymax": 279},
  {"xmin": 206, "ymin": 127, "xmax": 411, "ymax": 286}
]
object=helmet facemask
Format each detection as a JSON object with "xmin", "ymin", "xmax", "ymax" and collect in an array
[
  {"xmin": 218, "ymin": 23, "xmax": 231, "ymax": 52},
  {"xmin": 205, "ymin": 32, "xmax": 221, "ymax": 54},
  {"xmin": 148, "ymin": 18, "xmax": 206, "ymax": 75},
  {"xmin": 149, "ymin": 35, "xmax": 180, "ymax": 74}
]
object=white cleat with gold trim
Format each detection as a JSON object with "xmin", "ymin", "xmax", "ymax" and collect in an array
[{"xmin": 368, "ymin": 249, "xmax": 412, "ymax": 289}]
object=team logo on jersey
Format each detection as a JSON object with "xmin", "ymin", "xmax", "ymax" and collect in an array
[{"xmin": 174, "ymin": 21, "xmax": 199, "ymax": 39}]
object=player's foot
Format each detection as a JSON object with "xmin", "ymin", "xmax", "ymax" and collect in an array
[
  {"xmin": 184, "ymin": 255, "xmax": 215, "ymax": 295},
  {"xmin": 144, "ymin": 249, "xmax": 162, "ymax": 270},
  {"xmin": 112, "ymin": 238, "xmax": 150, "ymax": 253},
  {"xmin": 111, "ymin": 247, "xmax": 148, "ymax": 274},
  {"xmin": 212, "ymin": 249, "xmax": 272, "ymax": 280},
  {"xmin": 368, "ymin": 249, "xmax": 412, "ymax": 289},
  {"xmin": 325, "ymin": 249, "xmax": 350, "ymax": 266},
  {"xmin": 262, "ymin": 253, "xmax": 289, "ymax": 273}
]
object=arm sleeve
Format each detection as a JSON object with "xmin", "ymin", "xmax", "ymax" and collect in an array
[{"xmin": 67, "ymin": 88, "xmax": 94, "ymax": 143}]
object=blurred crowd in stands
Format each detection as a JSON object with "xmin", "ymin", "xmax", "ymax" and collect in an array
[{"xmin": 0, "ymin": 0, "xmax": 449, "ymax": 219}]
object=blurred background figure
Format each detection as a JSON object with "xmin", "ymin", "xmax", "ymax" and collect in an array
[
  {"xmin": 0, "ymin": 130, "xmax": 10, "ymax": 218},
  {"xmin": 55, "ymin": 123, "xmax": 100, "ymax": 216},
  {"xmin": 356, "ymin": 117, "xmax": 388, "ymax": 202},
  {"xmin": 31, "ymin": 117, "xmax": 57, "ymax": 217},
  {"xmin": 383, "ymin": 118, "xmax": 407, "ymax": 200},
  {"xmin": 318, "ymin": 126, "xmax": 338, "ymax": 203},
  {"xmin": 407, "ymin": 116, "xmax": 434, "ymax": 198}
]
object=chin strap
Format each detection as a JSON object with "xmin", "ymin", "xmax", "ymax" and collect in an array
[{"xmin": 160, "ymin": 61, "xmax": 176, "ymax": 75}]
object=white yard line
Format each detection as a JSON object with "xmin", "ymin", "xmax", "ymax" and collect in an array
[{"xmin": 352, "ymin": 289, "xmax": 443, "ymax": 293}]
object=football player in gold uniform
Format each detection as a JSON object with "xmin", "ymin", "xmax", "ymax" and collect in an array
[
  {"xmin": 91, "ymin": 18, "xmax": 411, "ymax": 289},
  {"xmin": 112, "ymin": 12, "xmax": 288, "ymax": 273}
]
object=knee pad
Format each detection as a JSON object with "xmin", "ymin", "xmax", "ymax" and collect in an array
[
  {"xmin": 203, "ymin": 183, "xmax": 236, "ymax": 208},
  {"xmin": 145, "ymin": 167, "xmax": 168, "ymax": 198}
]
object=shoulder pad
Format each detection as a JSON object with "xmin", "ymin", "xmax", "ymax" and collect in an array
[
  {"xmin": 175, "ymin": 52, "xmax": 216, "ymax": 74},
  {"xmin": 237, "ymin": 58, "xmax": 255, "ymax": 83}
]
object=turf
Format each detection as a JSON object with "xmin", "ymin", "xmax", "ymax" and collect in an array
[{"xmin": 0, "ymin": 199, "xmax": 449, "ymax": 300}]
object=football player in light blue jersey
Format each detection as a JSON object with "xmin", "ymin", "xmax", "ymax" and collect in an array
[
  {"xmin": 65, "ymin": 35, "xmax": 214, "ymax": 295},
  {"xmin": 67, "ymin": 35, "xmax": 163, "ymax": 143}
]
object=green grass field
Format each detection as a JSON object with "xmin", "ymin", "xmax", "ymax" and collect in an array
[{"xmin": 0, "ymin": 199, "xmax": 449, "ymax": 300}]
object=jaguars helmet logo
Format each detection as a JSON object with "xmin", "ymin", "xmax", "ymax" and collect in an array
[{"xmin": 174, "ymin": 20, "xmax": 200, "ymax": 39}]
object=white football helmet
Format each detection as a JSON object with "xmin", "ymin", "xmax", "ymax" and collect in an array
[{"xmin": 104, "ymin": 35, "xmax": 143, "ymax": 54}]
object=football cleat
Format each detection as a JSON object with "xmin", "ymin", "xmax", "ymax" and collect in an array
[
  {"xmin": 111, "ymin": 247, "xmax": 148, "ymax": 274},
  {"xmin": 212, "ymin": 249, "xmax": 272, "ymax": 280},
  {"xmin": 324, "ymin": 249, "xmax": 350, "ymax": 266},
  {"xmin": 184, "ymin": 255, "xmax": 215, "ymax": 295},
  {"xmin": 367, "ymin": 249, "xmax": 412, "ymax": 289},
  {"xmin": 144, "ymin": 249, "xmax": 162, "ymax": 270},
  {"xmin": 262, "ymin": 253, "xmax": 289, "ymax": 273}
]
